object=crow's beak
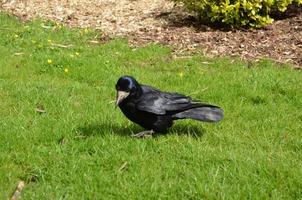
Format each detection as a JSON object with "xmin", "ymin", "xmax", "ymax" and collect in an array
[{"xmin": 115, "ymin": 90, "xmax": 130, "ymax": 106}]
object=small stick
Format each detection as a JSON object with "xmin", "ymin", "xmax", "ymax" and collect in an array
[
  {"xmin": 89, "ymin": 40, "xmax": 100, "ymax": 44},
  {"xmin": 10, "ymin": 181, "xmax": 25, "ymax": 200},
  {"xmin": 118, "ymin": 161, "xmax": 128, "ymax": 172},
  {"xmin": 35, "ymin": 107, "xmax": 46, "ymax": 114},
  {"xmin": 14, "ymin": 52, "xmax": 25, "ymax": 56},
  {"xmin": 51, "ymin": 43, "xmax": 73, "ymax": 48}
]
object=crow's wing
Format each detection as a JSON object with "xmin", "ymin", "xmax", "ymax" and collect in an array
[{"xmin": 136, "ymin": 85, "xmax": 216, "ymax": 115}]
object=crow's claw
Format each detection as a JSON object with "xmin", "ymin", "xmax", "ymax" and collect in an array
[{"xmin": 131, "ymin": 130, "xmax": 154, "ymax": 138}]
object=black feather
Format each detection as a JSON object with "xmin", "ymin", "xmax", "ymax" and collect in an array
[{"xmin": 116, "ymin": 76, "xmax": 223, "ymax": 133}]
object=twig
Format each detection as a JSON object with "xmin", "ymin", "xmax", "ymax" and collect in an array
[
  {"xmin": 10, "ymin": 181, "xmax": 25, "ymax": 200},
  {"xmin": 293, "ymin": 65, "xmax": 302, "ymax": 70},
  {"xmin": 14, "ymin": 52, "xmax": 24, "ymax": 56},
  {"xmin": 51, "ymin": 43, "xmax": 73, "ymax": 48},
  {"xmin": 89, "ymin": 40, "xmax": 100, "ymax": 44},
  {"xmin": 0, "ymin": 27, "xmax": 13, "ymax": 30},
  {"xmin": 118, "ymin": 161, "xmax": 128, "ymax": 172},
  {"xmin": 35, "ymin": 106, "xmax": 46, "ymax": 114}
]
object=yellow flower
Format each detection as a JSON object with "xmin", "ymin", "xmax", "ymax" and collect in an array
[
  {"xmin": 64, "ymin": 68, "xmax": 69, "ymax": 73},
  {"xmin": 75, "ymin": 52, "xmax": 80, "ymax": 56},
  {"xmin": 47, "ymin": 59, "xmax": 52, "ymax": 64},
  {"xmin": 48, "ymin": 39, "xmax": 52, "ymax": 43},
  {"xmin": 179, "ymin": 72, "xmax": 184, "ymax": 78},
  {"xmin": 14, "ymin": 34, "xmax": 19, "ymax": 38},
  {"xmin": 84, "ymin": 28, "xmax": 89, "ymax": 33}
]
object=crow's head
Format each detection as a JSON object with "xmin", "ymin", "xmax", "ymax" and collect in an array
[{"xmin": 115, "ymin": 76, "xmax": 141, "ymax": 106}]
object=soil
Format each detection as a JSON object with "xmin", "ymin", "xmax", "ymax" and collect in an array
[{"xmin": 1, "ymin": 0, "xmax": 301, "ymax": 67}]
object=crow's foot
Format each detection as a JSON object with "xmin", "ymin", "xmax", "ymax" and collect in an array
[{"xmin": 131, "ymin": 130, "xmax": 154, "ymax": 138}]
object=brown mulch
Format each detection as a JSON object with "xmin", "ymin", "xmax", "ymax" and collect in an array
[{"xmin": 1, "ymin": 0, "xmax": 302, "ymax": 67}]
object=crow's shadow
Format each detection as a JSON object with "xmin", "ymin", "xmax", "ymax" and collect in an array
[
  {"xmin": 170, "ymin": 123, "xmax": 206, "ymax": 138},
  {"xmin": 75, "ymin": 123, "xmax": 140, "ymax": 137},
  {"xmin": 75, "ymin": 122, "xmax": 206, "ymax": 138}
]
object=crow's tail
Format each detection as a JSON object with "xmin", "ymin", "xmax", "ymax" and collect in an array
[{"xmin": 172, "ymin": 105, "xmax": 224, "ymax": 122}]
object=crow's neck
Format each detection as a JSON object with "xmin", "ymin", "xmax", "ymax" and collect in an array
[{"xmin": 133, "ymin": 85, "xmax": 143, "ymax": 98}]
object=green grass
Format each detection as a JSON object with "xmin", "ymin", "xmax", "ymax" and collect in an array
[{"xmin": 0, "ymin": 13, "xmax": 301, "ymax": 199}]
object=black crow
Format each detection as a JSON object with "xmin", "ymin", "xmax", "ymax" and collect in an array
[{"xmin": 115, "ymin": 76, "xmax": 223, "ymax": 137}]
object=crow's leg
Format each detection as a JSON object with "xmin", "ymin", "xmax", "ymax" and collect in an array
[{"xmin": 132, "ymin": 130, "xmax": 154, "ymax": 138}]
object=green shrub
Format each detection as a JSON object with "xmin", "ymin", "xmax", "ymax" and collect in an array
[{"xmin": 172, "ymin": 0, "xmax": 302, "ymax": 28}]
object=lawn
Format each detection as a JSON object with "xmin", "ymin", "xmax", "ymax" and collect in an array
[{"xmin": 0, "ymin": 13, "xmax": 301, "ymax": 199}]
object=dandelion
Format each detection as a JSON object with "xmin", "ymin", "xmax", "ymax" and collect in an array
[
  {"xmin": 179, "ymin": 71, "xmax": 184, "ymax": 78},
  {"xmin": 64, "ymin": 68, "xmax": 69, "ymax": 73},
  {"xmin": 75, "ymin": 52, "xmax": 80, "ymax": 56},
  {"xmin": 84, "ymin": 28, "xmax": 89, "ymax": 33},
  {"xmin": 47, "ymin": 59, "xmax": 52, "ymax": 64},
  {"xmin": 55, "ymin": 22, "xmax": 61, "ymax": 29},
  {"xmin": 14, "ymin": 34, "xmax": 19, "ymax": 38},
  {"xmin": 47, "ymin": 39, "xmax": 52, "ymax": 43}
]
